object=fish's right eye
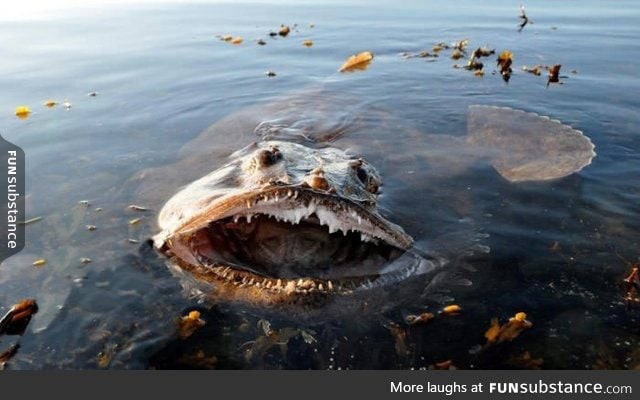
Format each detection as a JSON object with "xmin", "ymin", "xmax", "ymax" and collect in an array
[{"xmin": 256, "ymin": 147, "xmax": 282, "ymax": 167}]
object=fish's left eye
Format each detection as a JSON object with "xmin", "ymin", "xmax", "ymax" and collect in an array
[{"xmin": 356, "ymin": 167, "xmax": 368, "ymax": 184}]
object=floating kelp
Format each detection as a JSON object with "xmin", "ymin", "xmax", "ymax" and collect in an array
[
  {"xmin": 405, "ymin": 312, "xmax": 434, "ymax": 325},
  {"xmin": 484, "ymin": 312, "xmax": 533, "ymax": 347},
  {"xmin": 338, "ymin": 51, "xmax": 374, "ymax": 72},
  {"xmin": 465, "ymin": 59, "xmax": 483, "ymax": 71},
  {"xmin": 522, "ymin": 65, "xmax": 543, "ymax": 76},
  {"xmin": 546, "ymin": 64, "xmax": 562, "ymax": 86},
  {"xmin": 0, "ymin": 299, "xmax": 38, "ymax": 336},
  {"xmin": 622, "ymin": 258, "xmax": 639, "ymax": 310},
  {"xmin": 451, "ymin": 49, "xmax": 464, "ymax": 60},
  {"xmin": 177, "ymin": 310, "xmax": 206, "ymax": 339},
  {"xmin": 442, "ymin": 304, "xmax": 462, "ymax": 315},
  {"xmin": 217, "ymin": 35, "xmax": 242, "ymax": 44},
  {"xmin": 430, "ymin": 360, "xmax": 456, "ymax": 370},
  {"xmin": 496, "ymin": 50, "xmax": 513, "ymax": 82},
  {"xmin": 0, "ymin": 299, "xmax": 38, "ymax": 369},
  {"xmin": 452, "ymin": 39, "xmax": 469, "ymax": 52},
  {"xmin": 518, "ymin": 5, "xmax": 531, "ymax": 32},
  {"xmin": 432, "ymin": 42, "xmax": 449, "ymax": 53},
  {"xmin": 32, "ymin": 258, "xmax": 46, "ymax": 267},
  {"xmin": 278, "ymin": 25, "xmax": 290, "ymax": 37},
  {"xmin": 15, "ymin": 106, "xmax": 31, "ymax": 119},
  {"xmin": 401, "ymin": 50, "xmax": 438, "ymax": 60},
  {"xmin": 471, "ymin": 46, "xmax": 495, "ymax": 59}
]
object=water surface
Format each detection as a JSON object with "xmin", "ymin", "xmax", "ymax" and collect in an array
[{"xmin": 1, "ymin": 0, "xmax": 639, "ymax": 369}]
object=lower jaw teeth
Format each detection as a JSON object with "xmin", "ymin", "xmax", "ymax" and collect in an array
[{"xmin": 206, "ymin": 264, "xmax": 417, "ymax": 295}]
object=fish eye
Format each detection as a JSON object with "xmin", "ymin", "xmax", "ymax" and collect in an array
[
  {"xmin": 356, "ymin": 167, "xmax": 368, "ymax": 184},
  {"xmin": 256, "ymin": 147, "xmax": 282, "ymax": 167}
]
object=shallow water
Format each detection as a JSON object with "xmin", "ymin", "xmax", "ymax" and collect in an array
[{"xmin": 1, "ymin": 0, "xmax": 639, "ymax": 369}]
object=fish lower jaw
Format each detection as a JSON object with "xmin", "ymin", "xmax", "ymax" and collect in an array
[{"xmin": 196, "ymin": 262, "xmax": 424, "ymax": 296}]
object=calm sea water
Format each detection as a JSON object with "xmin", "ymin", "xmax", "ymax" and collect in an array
[{"xmin": 1, "ymin": 0, "xmax": 639, "ymax": 369}]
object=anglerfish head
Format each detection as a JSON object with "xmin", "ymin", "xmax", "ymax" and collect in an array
[{"xmin": 153, "ymin": 141, "xmax": 425, "ymax": 311}]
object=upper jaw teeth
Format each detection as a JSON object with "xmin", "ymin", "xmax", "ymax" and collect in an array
[{"xmin": 222, "ymin": 191, "xmax": 386, "ymax": 243}]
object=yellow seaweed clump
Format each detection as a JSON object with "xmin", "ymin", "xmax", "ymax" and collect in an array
[
  {"xmin": 442, "ymin": 304, "xmax": 462, "ymax": 315},
  {"xmin": 497, "ymin": 50, "xmax": 513, "ymax": 82},
  {"xmin": 405, "ymin": 312, "xmax": 434, "ymax": 325},
  {"xmin": 32, "ymin": 258, "xmax": 46, "ymax": 267},
  {"xmin": 177, "ymin": 310, "xmax": 206, "ymax": 339},
  {"xmin": 15, "ymin": 106, "xmax": 31, "ymax": 119},
  {"xmin": 338, "ymin": 51, "xmax": 374, "ymax": 72},
  {"xmin": 485, "ymin": 312, "xmax": 533, "ymax": 347}
]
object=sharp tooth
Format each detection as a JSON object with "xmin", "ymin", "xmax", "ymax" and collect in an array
[
  {"xmin": 357, "ymin": 216, "xmax": 362, "ymax": 224},
  {"xmin": 246, "ymin": 200, "xmax": 252, "ymax": 209},
  {"xmin": 293, "ymin": 191, "xmax": 298, "ymax": 199},
  {"xmin": 266, "ymin": 281, "xmax": 272, "ymax": 288},
  {"xmin": 247, "ymin": 214, "xmax": 253, "ymax": 223},
  {"xmin": 287, "ymin": 190, "xmax": 293, "ymax": 198},
  {"xmin": 248, "ymin": 278, "xmax": 255, "ymax": 285},
  {"xmin": 275, "ymin": 194, "xmax": 279, "ymax": 202},
  {"xmin": 276, "ymin": 279, "xmax": 282, "ymax": 288},
  {"xmin": 318, "ymin": 283, "xmax": 324, "ymax": 291},
  {"xmin": 285, "ymin": 281, "xmax": 296, "ymax": 295},
  {"xmin": 297, "ymin": 279, "xmax": 303, "ymax": 287},
  {"xmin": 327, "ymin": 280, "xmax": 333, "ymax": 291}
]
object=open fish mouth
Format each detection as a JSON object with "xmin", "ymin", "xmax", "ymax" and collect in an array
[{"xmin": 156, "ymin": 184, "xmax": 420, "ymax": 297}]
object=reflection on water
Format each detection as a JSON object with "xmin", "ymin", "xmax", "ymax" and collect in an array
[{"xmin": 1, "ymin": 0, "xmax": 639, "ymax": 369}]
